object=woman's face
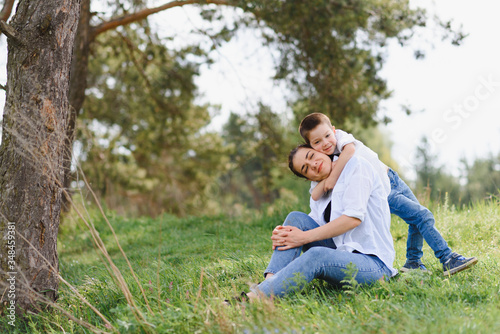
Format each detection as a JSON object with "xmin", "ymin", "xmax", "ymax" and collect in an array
[{"xmin": 292, "ymin": 147, "xmax": 332, "ymax": 182}]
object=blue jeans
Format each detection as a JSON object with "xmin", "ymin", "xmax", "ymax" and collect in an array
[
  {"xmin": 387, "ymin": 169, "xmax": 452, "ymax": 264},
  {"xmin": 253, "ymin": 212, "xmax": 393, "ymax": 298}
]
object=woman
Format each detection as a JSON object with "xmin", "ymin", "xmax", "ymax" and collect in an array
[{"xmin": 239, "ymin": 144, "xmax": 398, "ymax": 301}]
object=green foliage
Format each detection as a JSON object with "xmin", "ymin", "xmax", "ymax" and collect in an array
[
  {"xmin": 413, "ymin": 136, "xmax": 500, "ymax": 206},
  {"xmin": 3, "ymin": 200, "xmax": 499, "ymax": 333},
  {"xmin": 68, "ymin": 0, "xmax": 469, "ymax": 218},
  {"xmin": 79, "ymin": 23, "xmax": 230, "ymax": 216},
  {"xmin": 461, "ymin": 153, "xmax": 500, "ymax": 204},
  {"xmin": 414, "ymin": 136, "xmax": 462, "ymax": 205},
  {"xmin": 219, "ymin": 106, "xmax": 296, "ymax": 211},
  {"xmin": 340, "ymin": 262, "xmax": 361, "ymax": 295},
  {"xmin": 231, "ymin": 0, "xmax": 465, "ymax": 128}
]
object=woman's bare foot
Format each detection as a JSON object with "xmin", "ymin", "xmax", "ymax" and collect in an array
[{"xmin": 245, "ymin": 291, "xmax": 259, "ymax": 302}]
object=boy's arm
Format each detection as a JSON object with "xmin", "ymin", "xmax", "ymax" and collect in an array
[
  {"xmin": 311, "ymin": 179, "xmax": 327, "ymax": 201},
  {"xmin": 323, "ymin": 143, "xmax": 355, "ymax": 193}
]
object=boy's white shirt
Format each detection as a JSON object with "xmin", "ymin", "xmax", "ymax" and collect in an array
[
  {"xmin": 309, "ymin": 129, "xmax": 391, "ymax": 198},
  {"xmin": 308, "ymin": 156, "xmax": 398, "ymax": 277}
]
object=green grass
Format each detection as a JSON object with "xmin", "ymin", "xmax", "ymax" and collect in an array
[{"xmin": 2, "ymin": 199, "xmax": 500, "ymax": 333}]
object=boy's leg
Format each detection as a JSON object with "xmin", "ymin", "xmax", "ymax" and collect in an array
[
  {"xmin": 264, "ymin": 211, "xmax": 336, "ymax": 277},
  {"xmin": 388, "ymin": 169, "xmax": 452, "ymax": 264},
  {"xmin": 388, "ymin": 169, "xmax": 424, "ymax": 263},
  {"xmin": 255, "ymin": 247, "xmax": 392, "ymax": 298},
  {"xmin": 405, "ymin": 224, "xmax": 425, "ymax": 264}
]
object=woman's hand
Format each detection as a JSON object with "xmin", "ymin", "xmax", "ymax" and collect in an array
[
  {"xmin": 271, "ymin": 225, "xmax": 285, "ymax": 250},
  {"xmin": 271, "ymin": 226, "xmax": 309, "ymax": 251}
]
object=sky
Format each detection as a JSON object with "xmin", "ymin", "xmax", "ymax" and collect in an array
[
  {"xmin": 1, "ymin": 0, "xmax": 499, "ymax": 180},
  {"xmin": 380, "ymin": 0, "xmax": 500, "ymax": 178},
  {"xmin": 152, "ymin": 0, "xmax": 500, "ymax": 180}
]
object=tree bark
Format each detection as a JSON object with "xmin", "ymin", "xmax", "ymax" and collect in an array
[
  {"xmin": 62, "ymin": 0, "xmax": 91, "ymax": 211},
  {"xmin": 0, "ymin": 0, "xmax": 81, "ymax": 313}
]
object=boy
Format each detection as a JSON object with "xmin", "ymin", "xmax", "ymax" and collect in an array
[{"xmin": 299, "ymin": 113, "xmax": 477, "ymax": 276}]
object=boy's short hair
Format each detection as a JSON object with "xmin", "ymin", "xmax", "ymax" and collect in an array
[{"xmin": 299, "ymin": 113, "xmax": 333, "ymax": 144}]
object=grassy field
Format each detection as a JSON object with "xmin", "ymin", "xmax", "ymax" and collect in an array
[{"xmin": 2, "ymin": 199, "xmax": 500, "ymax": 333}]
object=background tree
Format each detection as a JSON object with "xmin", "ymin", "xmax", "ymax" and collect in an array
[
  {"xmin": 61, "ymin": 0, "xmax": 464, "ymax": 215},
  {"xmin": 414, "ymin": 136, "xmax": 462, "ymax": 205},
  {"xmin": 220, "ymin": 106, "xmax": 292, "ymax": 212},
  {"xmin": 0, "ymin": 0, "xmax": 469, "ymax": 218},
  {"xmin": 62, "ymin": 0, "xmax": 236, "ymax": 210},
  {"xmin": 78, "ymin": 22, "xmax": 230, "ymax": 216},
  {"xmin": 244, "ymin": 0, "xmax": 465, "ymax": 126},
  {"xmin": 0, "ymin": 0, "xmax": 81, "ymax": 312},
  {"xmin": 1, "ymin": 1, "xmax": 465, "ymax": 215},
  {"xmin": 461, "ymin": 153, "xmax": 500, "ymax": 204}
]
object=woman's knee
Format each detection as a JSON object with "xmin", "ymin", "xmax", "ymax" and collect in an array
[
  {"xmin": 303, "ymin": 246, "xmax": 325, "ymax": 258},
  {"xmin": 283, "ymin": 211, "xmax": 311, "ymax": 228}
]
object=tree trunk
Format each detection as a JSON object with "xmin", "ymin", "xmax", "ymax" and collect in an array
[
  {"xmin": 0, "ymin": 0, "xmax": 81, "ymax": 314},
  {"xmin": 62, "ymin": 0, "xmax": 91, "ymax": 211}
]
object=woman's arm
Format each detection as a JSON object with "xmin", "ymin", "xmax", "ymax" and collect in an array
[{"xmin": 271, "ymin": 215, "xmax": 361, "ymax": 251}]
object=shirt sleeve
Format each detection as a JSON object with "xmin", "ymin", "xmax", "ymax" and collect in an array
[
  {"xmin": 340, "ymin": 160, "xmax": 373, "ymax": 222},
  {"xmin": 308, "ymin": 195, "xmax": 323, "ymax": 224},
  {"xmin": 309, "ymin": 180, "xmax": 319, "ymax": 194},
  {"xmin": 335, "ymin": 129, "xmax": 356, "ymax": 150}
]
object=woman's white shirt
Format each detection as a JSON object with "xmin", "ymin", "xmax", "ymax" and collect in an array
[
  {"xmin": 309, "ymin": 129, "xmax": 391, "ymax": 197},
  {"xmin": 309, "ymin": 156, "xmax": 398, "ymax": 277}
]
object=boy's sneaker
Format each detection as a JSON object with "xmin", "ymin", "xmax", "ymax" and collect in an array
[
  {"xmin": 443, "ymin": 252, "xmax": 478, "ymax": 276},
  {"xmin": 400, "ymin": 261, "xmax": 430, "ymax": 273}
]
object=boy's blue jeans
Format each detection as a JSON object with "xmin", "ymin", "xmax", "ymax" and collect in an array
[
  {"xmin": 387, "ymin": 169, "xmax": 452, "ymax": 264},
  {"xmin": 253, "ymin": 212, "xmax": 392, "ymax": 298}
]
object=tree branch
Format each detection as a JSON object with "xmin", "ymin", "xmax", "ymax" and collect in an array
[
  {"xmin": 0, "ymin": 20, "xmax": 24, "ymax": 44},
  {"xmin": 91, "ymin": 0, "xmax": 231, "ymax": 39},
  {"xmin": 0, "ymin": 0, "xmax": 15, "ymax": 22}
]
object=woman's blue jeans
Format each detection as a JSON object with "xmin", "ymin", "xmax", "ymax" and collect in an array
[
  {"xmin": 253, "ymin": 212, "xmax": 392, "ymax": 298},
  {"xmin": 387, "ymin": 169, "xmax": 452, "ymax": 264}
]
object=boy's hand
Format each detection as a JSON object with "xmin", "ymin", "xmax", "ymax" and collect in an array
[
  {"xmin": 322, "ymin": 161, "xmax": 338, "ymax": 192},
  {"xmin": 323, "ymin": 177, "xmax": 336, "ymax": 192}
]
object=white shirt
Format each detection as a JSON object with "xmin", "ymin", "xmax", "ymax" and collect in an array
[
  {"xmin": 310, "ymin": 129, "xmax": 391, "ymax": 197},
  {"xmin": 309, "ymin": 156, "xmax": 398, "ymax": 277}
]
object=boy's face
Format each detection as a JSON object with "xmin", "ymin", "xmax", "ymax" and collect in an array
[
  {"xmin": 292, "ymin": 147, "xmax": 332, "ymax": 182},
  {"xmin": 308, "ymin": 123, "xmax": 337, "ymax": 156}
]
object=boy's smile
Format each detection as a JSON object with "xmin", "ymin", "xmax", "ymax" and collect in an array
[{"xmin": 308, "ymin": 123, "xmax": 337, "ymax": 156}]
